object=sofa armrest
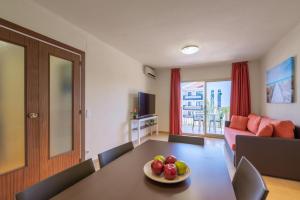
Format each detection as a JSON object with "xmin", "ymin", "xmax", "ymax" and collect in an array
[
  {"xmin": 235, "ymin": 135, "xmax": 300, "ymax": 181},
  {"xmin": 225, "ymin": 121, "xmax": 230, "ymax": 127}
]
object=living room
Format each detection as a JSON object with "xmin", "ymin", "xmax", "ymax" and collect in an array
[{"xmin": 1, "ymin": 0, "xmax": 300, "ymax": 199}]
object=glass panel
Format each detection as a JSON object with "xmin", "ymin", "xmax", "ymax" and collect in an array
[
  {"xmin": 206, "ymin": 81, "xmax": 231, "ymax": 135},
  {"xmin": 181, "ymin": 82, "xmax": 205, "ymax": 135},
  {"xmin": 50, "ymin": 56, "xmax": 73, "ymax": 157},
  {"xmin": 0, "ymin": 40, "xmax": 25, "ymax": 174}
]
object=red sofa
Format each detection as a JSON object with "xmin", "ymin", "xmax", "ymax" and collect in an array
[{"xmin": 224, "ymin": 114, "xmax": 300, "ymax": 181}]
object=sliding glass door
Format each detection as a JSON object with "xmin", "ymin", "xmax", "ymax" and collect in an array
[
  {"xmin": 205, "ymin": 81, "xmax": 231, "ymax": 136},
  {"xmin": 181, "ymin": 80, "xmax": 231, "ymax": 137},
  {"xmin": 181, "ymin": 82, "xmax": 205, "ymax": 134}
]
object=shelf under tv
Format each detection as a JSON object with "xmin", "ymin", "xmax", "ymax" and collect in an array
[{"xmin": 130, "ymin": 115, "xmax": 158, "ymax": 144}]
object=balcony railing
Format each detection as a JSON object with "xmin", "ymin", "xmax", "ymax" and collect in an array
[
  {"xmin": 183, "ymin": 95, "xmax": 203, "ymax": 100},
  {"xmin": 182, "ymin": 105, "xmax": 204, "ymax": 110}
]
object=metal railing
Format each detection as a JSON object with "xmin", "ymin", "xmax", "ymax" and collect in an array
[
  {"xmin": 183, "ymin": 95, "xmax": 204, "ymax": 100},
  {"xmin": 182, "ymin": 105, "xmax": 204, "ymax": 110}
]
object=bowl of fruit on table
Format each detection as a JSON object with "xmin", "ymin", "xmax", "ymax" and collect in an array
[{"xmin": 143, "ymin": 155, "xmax": 191, "ymax": 184}]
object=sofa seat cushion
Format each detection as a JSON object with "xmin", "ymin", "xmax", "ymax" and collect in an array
[
  {"xmin": 229, "ymin": 115, "xmax": 249, "ymax": 131},
  {"xmin": 247, "ymin": 114, "xmax": 261, "ymax": 133},
  {"xmin": 224, "ymin": 127, "xmax": 255, "ymax": 151}
]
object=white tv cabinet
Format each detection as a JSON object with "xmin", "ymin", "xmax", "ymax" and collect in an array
[{"xmin": 130, "ymin": 115, "xmax": 158, "ymax": 144}]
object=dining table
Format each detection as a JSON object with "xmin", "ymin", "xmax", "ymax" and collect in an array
[{"xmin": 52, "ymin": 140, "xmax": 236, "ymax": 200}]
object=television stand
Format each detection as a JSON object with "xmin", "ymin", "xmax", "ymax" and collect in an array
[{"xmin": 130, "ymin": 115, "xmax": 158, "ymax": 144}]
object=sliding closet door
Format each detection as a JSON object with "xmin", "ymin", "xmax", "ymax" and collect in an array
[
  {"xmin": 39, "ymin": 43, "xmax": 81, "ymax": 180},
  {"xmin": 0, "ymin": 27, "xmax": 40, "ymax": 199}
]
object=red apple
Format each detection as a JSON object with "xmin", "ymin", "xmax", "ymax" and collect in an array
[
  {"xmin": 165, "ymin": 155, "xmax": 177, "ymax": 164},
  {"xmin": 151, "ymin": 160, "xmax": 164, "ymax": 175},
  {"xmin": 164, "ymin": 164, "xmax": 177, "ymax": 180}
]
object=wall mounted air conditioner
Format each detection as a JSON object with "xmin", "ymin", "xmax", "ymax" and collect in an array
[{"xmin": 144, "ymin": 66, "xmax": 156, "ymax": 79}]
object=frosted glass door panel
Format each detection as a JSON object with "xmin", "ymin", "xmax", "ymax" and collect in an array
[
  {"xmin": 0, "ymin": 40, "xmax": 25, "ymax": 174},
  {"xmin": 50, "ymin": 56, "xmax": 73, "ymax": 157}
]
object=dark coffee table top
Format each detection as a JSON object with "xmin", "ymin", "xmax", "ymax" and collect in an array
[{"xmin": 52, "ymin": 140, "xmax": 236, "ymax": 200}]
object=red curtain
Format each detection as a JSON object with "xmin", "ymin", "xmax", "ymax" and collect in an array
[
  {"xmin": 230, "ymin": 62, "xmax": 251, "ymax": 117},
  {"xmin": 169, "ymin": 68, "xmax": 182, "ymax": 135}
]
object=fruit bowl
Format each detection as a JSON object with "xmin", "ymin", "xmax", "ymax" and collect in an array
[{"xmin": 143, "ymin": 160, "xmax": 191, "ymax": 184}]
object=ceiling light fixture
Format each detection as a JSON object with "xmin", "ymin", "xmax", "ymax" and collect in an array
[{"xmin": 181, "ymin": 45, "xmax": 199, "ymax": 55}]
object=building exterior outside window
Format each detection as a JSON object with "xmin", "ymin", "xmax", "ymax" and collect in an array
[{"xmin": 181, "ymin": 82, "xmax": 204, "ymax": 118}]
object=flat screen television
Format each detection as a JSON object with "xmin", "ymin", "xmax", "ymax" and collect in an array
[{"xmin": 138, "ymin": 92, "xmax": 155, "ymax": 118}]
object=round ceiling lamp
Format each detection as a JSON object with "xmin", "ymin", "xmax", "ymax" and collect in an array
[{"xmin": 181, "ymin": 45, "xmax": 199, "ymax": 55}]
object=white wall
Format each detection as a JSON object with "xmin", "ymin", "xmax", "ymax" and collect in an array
[
  {"xmin": 0, "ymin": 0, "xmax": 154, "ymax": 159},
  {"xmin": 85, "ymin": 34, "xmax": 155, "ymax": 158},
  {"xmin": 155, "ymin": 61, "xmax": 261, "ymax": 132},
  {"xmin": 260, "ymin": 22, "xmax": 300, "ymax": 125}
]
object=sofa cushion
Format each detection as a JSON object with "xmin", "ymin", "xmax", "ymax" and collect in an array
[
  {"xmin": 247, "ymin": 114, "xmax": 261, "ymax": 133},
  {"xmin": 224, "ymin": 127, "xmax": 255, "ymax": 151},
  {"xmin": 257, "ymin": 117, "xmax": 273, "ymax": 134},
  {"xmin": 256, "ymin": 124, "xmax": 273, "ymax": 137},
  {"xmin": 259, "ymin": 117, "xmax": 274, "ymax": 130},
  {"xmin": 229, "ymin": 115, "xmax": 249, "ymax": 131},
  {"xmin": 272, "ymin": 120, "xmax": 295, "ymax": 139}
]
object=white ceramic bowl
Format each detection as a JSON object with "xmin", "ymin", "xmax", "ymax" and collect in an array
[{"xmin": 143, "ymin": 160, "xmax": 191, "ymax": 184}]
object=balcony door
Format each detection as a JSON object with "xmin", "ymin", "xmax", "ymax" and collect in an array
[
  {"xmin": 0, "ymin": 22, "xmax": 83, "ymax": 200},
  {"xmin": 205, "ymin": 80, "xmax": 231, "ymax": 137},
  {"xmin": 181, "ymin": 80, "xmax": 231, "ymax": 137},
  {"xmin": 181, "ymin": 82, "xmax": 205, "ymax": 134}
]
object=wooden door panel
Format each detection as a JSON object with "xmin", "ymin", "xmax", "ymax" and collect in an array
[
  {"xmin": 39, "ymin": 43, "xmax": 81, "ymax": 180},
  {"xmin": 0, "ymin": 27, "xmax": 39, "ymax": 200},
  {"xmin": 0, "ymin": 21, "xmax": 83, "ymax": 200}
]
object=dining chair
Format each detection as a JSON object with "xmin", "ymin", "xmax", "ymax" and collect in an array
[
  {"xmin": 98, "ymin": 141, "xmax": 134, "ymax": 168},
  {"xmin": 15, "ymin": 159, "xmax": 95, "ymax": 200},
  {"xmin": 168, "ymin": 135, "xmax": 204, "ymax": 145},
  {"xmin": 232, "ymin": 156, "xmax": 269, "ymax": 200},
  {"xmin": 192, "ymin": 111, "xmax": 204, "ymax": 131}
]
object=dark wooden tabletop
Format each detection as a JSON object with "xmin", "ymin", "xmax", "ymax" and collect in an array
[{"xmin": 52, "ymin": 140, "xmax": 236, "ymax": 200}]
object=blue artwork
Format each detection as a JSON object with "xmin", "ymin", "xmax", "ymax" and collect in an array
[{"xmin": 266, "ymin": 57, "xmax": 295, "ymax": 103}]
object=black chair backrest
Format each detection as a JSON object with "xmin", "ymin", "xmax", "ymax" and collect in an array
[
  {"xmin": 168, "ymin": 135, "xmax": 204, "ymax": 145},
  {"xmin": 98, "ymin": 142, "xmax": 134, "ymax": 168},
  {"xmin": 16, "ymin": 159, "xmax": 95, "ymax": 200},
  {"xmin": 232, "ymin": 157, "xmax": 269, "ymax": 200}
]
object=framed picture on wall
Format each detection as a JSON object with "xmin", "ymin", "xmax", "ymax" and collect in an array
[{"xmin": 266, "ymin": 57, "xmax": 295, "ymax": 103}]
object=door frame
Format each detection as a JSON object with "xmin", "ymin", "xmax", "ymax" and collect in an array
[
  {"xmin": 0, "ymin": 18, "xmax": 86, "ymax": 161},
  {"xmin": 181, "ymin": 78, "xmax": 231, "ymax": 138}
]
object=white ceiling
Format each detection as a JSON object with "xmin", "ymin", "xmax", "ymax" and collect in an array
[{"xmin": 33, "ymin": 0, "xmax": 300, "ymax": 68}]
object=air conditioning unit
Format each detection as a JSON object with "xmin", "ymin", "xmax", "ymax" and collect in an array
[{"xmin": 144, "ymin": 66, "xmax": 156, "ymax": 79}]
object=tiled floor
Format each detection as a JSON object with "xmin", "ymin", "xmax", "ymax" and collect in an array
[{"xmin": 141, "ymin": 133, "xmax": 300, "ymax": 200}]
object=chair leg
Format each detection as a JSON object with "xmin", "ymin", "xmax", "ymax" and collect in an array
[
  {"xmin": 214, "ymin": 122, "xmax": 216, "ymax": 133},
  {"xmin": 220, "ymin": 121, "xmax": 223, "ymax": 132}
]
